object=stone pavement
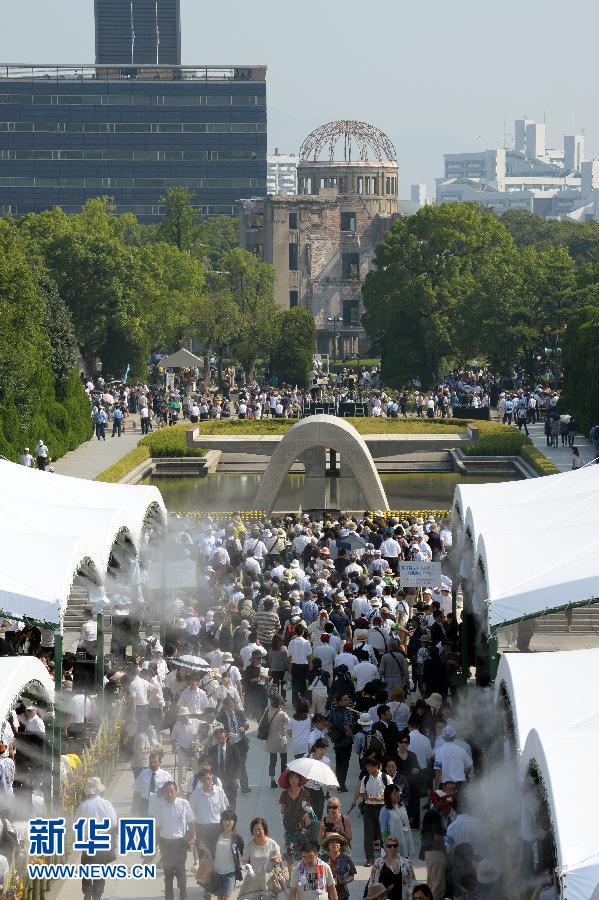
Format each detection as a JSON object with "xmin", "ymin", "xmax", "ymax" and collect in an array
[
  {"xmin": 527, "ymin": 422, "xmax": 593, "ymax": 472},
  {"xmin": 54, "ymin": 717, "xmax": 426, "ymax": 900},
  {"xmin": 53, "ymin": 422, "xmax": 142, "ymax": 480}
]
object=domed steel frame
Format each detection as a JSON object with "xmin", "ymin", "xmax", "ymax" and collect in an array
[{"xmin": 300, "ymin": 120, "xmax": 396, "ymax": 164}]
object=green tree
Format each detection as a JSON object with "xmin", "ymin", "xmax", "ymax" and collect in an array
[
  {"xmin": 194, "ymin": 216, "xmax": 238, "ymax": 267},
  {"xmin": 0, "ymin": 217, "xmax": 91, "ymax": 461},
  {"xmin": 272, "ymin": 306, "xmax": 316, "ymax": 387},
  {"xmin": 221, "ymin": 248, "xmax": 279, "ymax": 378},
  {"xmin": 362, "ymin": 203, "xmax": 517, "ymax": 386},
  {"xmin": 158, "ymin": 186, "xmax": 196, "ymax": 251},
  {"xmin": 559, "ymin": 305, "xmax": 599, "ymax": 431}
]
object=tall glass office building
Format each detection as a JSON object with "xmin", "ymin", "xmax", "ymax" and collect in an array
[{"xmin": 0, "ymin": 3, "xmax": 266, "ymax": 220}]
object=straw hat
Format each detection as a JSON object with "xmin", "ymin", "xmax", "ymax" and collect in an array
[
  {"xmin": 84, "ymin": 776, "xmax": 105, "ymax": 795},
  {"xmin": 177, "ymin": 707, "xmax": 191, "ymax": 717},
  {"xmin": 426, "ymin": 693, "xmax": 443, "ymax": 710},
  {"xmin": 366, "ymin": 886, "xmax": 387, "ymax": 900},
  {"xmin": 320, "ymin": 832, "xmax": 348, "ymax": 850}
]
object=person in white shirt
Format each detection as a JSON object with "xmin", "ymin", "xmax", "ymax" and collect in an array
[
  {"xmin": 434, "ymin": 726, "xmax": 473, "ymax": 787},
  {"xmin": 177, "ymin": 678, "xmax": 209, "ymax": 715},
  {"xmin": 78, "ymin": 608, "xmax": 98, "ymax": 659},
  {"xmin": 133, "ymin": 752, "xmax": 173, "ymax": 813},
  {"xmin": 172, "ymin": 708, "xmax": 201, "ymax": 787},
  {"xmin": 334, "ymin": 649, "xmax": 358, "ymax": 672},
  {"xmin": 352, "ymin": 654, "xmax": 379, "ymax": 692},
  {"xmin": 314, "ymin": 635, "xmax": 337, "ymax": 675},
  {"xmin": 190, "ymin": 770, "xmax": 229, "ymax": 856},
  {"xmin": 20, "ymin": 448, "xmax": 34, "ymax": 467},
  {"xmin": 408, "ymin": 720, "xmax": 433, "ymax": 769},
  {"xmin": 288, "ymin": 625, "xmax": 313, "ymax": 707},
  {"xmin": 352, "ymin": 595, "xmax": 371, "ymax": 620},
  {"xmin": 149, "ymin": 644, "xmax": 169, "ymax": 684},
  {"xmin": 35, "ymin": 440, "xmax": 49, "ymax": 471},
  {"xmin": 239, "ymin": 639, "xmax": 268, "ymax": 670},
  {"xmin": 76, "ymin": 777, "xmax": 118, "ymax": 900},
  {"xmin": 379, "ymin": 535, "xmax": 401, "ymax": 573},
  {"xmin": 24, "ymin": 706, "xmax": 45, "ymax": 735},
  {"xmin": 128, "ymin": 670, "xmax": 150, "ymax": 725},
  {"xmin": 166, "ymin": 666, "xmax": 188, "ymax": 699},
  {"xmin": 0, "ymin": 743, "xmax": 15, "ymax": 799},
  {"xmin": 155, "ymin": 781, "xmax": 195, "ymax": 900}
]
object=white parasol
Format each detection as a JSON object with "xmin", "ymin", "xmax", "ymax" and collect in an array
[{"xmin": 287, "ymin": 758, "xmax": 339, "ymax": 787}]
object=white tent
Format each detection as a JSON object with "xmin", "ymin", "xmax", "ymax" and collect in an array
[
  {"xmin": 0, "ymin": 532, "xmax": 104, "ymax": 625},
  {"xmin": 0, "ymin": 460, "xmax": 166, "ymax": 532},
  {"xmin": 0, "ymin": 460, "xmax": 167, "ymax": 625},
  {"xmin": 160, "ymin": 348, "xmax": 203, "ymax": 369},
  {"xmin": 473, "ymin": 529, "xmax": 599, "ymax": 627},
  {"xmin": 521, "ymin": 729, "xmax": 599, "ymax": 900},
  {"xmin": 495, "ymin": 649, "xmax": 599, "ymax": 753},
  {"xmin": 451, "ymin": 466, "xmax": 599, "ymax": 572},
  {"xmin": 0, "ymin": 657, "xmax": 54, "ymax": 730},
  {"xmin": 452, "ymin": 466, "xmax": 599, "ymax": 629}
]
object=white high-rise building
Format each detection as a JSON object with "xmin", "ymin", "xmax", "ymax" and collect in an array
[
  {"xmin": 267, "ymin": 150, "xmax": 298, "ymax": 195},
  {"xmin": 410, "ymin": 183, "xmax": 428, "ymax": 206},
  {"xmin": 564, "ymin": 135, "xmax": 584, "ymax": 174},
  {"xmin": 435, "ymin": 117, "xmax": 596, "ymax": 220}
]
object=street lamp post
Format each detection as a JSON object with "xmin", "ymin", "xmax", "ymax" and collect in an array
[{"xmin": 327, "ymin": 315, "xmax": 341, "ymax": 363}]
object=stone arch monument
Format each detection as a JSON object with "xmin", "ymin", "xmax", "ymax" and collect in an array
[{"xmin": 254, "ymin": 415, "xmax": 388, "ymax": 514}]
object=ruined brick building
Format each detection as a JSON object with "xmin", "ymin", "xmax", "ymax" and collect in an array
[{"xmin": 239, "ymin": 120, "xmax": 398, "ymax": 357}]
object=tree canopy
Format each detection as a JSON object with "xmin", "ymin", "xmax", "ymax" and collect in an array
[{"xmin": 362, "ymin": 203, "xmax": 592, "ymax": 388}]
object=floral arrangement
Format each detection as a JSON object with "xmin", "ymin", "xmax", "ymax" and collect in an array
[{"xmin": 0, "ymin": 871, "xmax": 24, "ymax": 900}]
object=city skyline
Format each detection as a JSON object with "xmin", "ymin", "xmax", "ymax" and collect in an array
[{"xmin": 2, "ymin": 0, "xmax": 599, "ymax": 195}]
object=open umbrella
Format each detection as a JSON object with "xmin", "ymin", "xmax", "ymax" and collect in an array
[
  {"xmin": 172, "ymin": 654, "xmax": 210, "ymax": 671},
  {"xmin": 287, "ymin": 758, "xmax": 339, "ymax": 788},
  {"xmin": 336, "ymin": 533, "xmax": 366, "ymax": 552}
]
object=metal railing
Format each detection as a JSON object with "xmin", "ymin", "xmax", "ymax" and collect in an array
[{"xmin": 0, "ymin": 64, "xmax": 266, "ymax": 82}]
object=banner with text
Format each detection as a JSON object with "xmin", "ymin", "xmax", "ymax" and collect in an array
[{"xmin": 399, "ymin": 560, "xmax": 442, "ymax": 587}]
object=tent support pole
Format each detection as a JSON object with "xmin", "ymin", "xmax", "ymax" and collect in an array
[
  {"xmin": 96, "ymin": 612, "xmax": 104, "ymax": 693},
  {"xmin": 489, "ymin": 631, "xmax": 499, "ymax": 683},
  {"xmin": 452, "ymin": 589, "xmax": 457, "ymax": 618},
  {"xmin": 461, "ymin": 612, "xmax": 469, "ymax": 685},
  {"xmin": 51, "ymin": 631, "xmax": 63, "ymax": 809}
]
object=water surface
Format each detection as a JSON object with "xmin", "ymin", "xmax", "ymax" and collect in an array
[{"xmin": 141, "ymin": 472, "xmax": 517, "ymax": 513}]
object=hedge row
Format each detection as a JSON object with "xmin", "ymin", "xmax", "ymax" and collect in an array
[
  {"xmin": 520, "ymin": 444, "xmax": 559, "ymax": 476},
  {"xmin": 95, "ymin": 446, "xmax": 151, "ymax": 483},
  {"xmin": 139, "ymin": 426, "xmax": 206, "ymax": 458}
]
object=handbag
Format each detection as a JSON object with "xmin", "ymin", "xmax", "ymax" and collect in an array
[
  {"xmin": 195, "ymin": 852, "xmax": 213, "ymax": 886},
  {"xmin": 267, "ymin": 864, "xmax": 288, "ymax": 894},
  {"xmin": 257, "ymin": 709, "xmax": 272, "ymax": 741}
]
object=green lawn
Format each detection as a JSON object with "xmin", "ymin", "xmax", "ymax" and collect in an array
[{"xmin": 195, "ymin": 417, "xmax": 476, "ymax": 435}]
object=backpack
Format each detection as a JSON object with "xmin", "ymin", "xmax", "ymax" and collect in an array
[{"xmin": 360, "ymin": 729, "xmax": 387, "ymax": 765}]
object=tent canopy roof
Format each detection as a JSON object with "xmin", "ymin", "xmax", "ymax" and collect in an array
[
  {"xmin": 0, "ymin": 657, "xmax": 54, "ymax": 730},
  {"xmin": 495, "ymin": 649, "xmax": 599, "ymax": 753},
  {"xmin": 521, "ymin": 728, "xmax": 599, "ymax": 899},
  {"xmin": 0, "ymin": 531, "xmax": 104, "ymax": 625},
  {"xmin": 0, "ymin": 461, "xmax": 167, "ymax": 625},
  {"xmin": 160, "ymin": 348, "xmax": 203, "ymax": 369},
  {"xmin": 453, "ymin": 466, "xmax": 599, "ymax": 629}
]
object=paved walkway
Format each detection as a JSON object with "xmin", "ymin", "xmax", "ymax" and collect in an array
[
  {"xmin": 527, "ymin": 422, "xmax": 593, "ymax": 472},
  {"xmin": 53, "ymin": 421, "xmax": 142, "ymax": 480},
  {"xmin": 54, "ymin": 718, "xmax": 426, "ymax": 900}
]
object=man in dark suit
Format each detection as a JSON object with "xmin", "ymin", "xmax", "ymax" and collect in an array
[
  {"xmin": 430, "ymin": 611, "xmax": 447, "ymax": 648},
  {"xmin": 373, "ymin": 704, "xmax": 400, "ymax": 757},
  {"xmin": 207, "ymin": 727, "xmax": 242, "ymax": 810},
  {"xmin": 218, "ymin": 698, "xmax": 251, "ymax": 794}
]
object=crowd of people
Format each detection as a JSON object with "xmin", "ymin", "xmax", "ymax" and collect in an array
[{"xmin": 52, "ymin": 506, "xmax": 557, "ymax": 900}]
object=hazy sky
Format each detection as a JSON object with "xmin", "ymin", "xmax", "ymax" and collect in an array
[{"xmin": 3, "ymin": 0, "xmax": 599, "ymax": 196}]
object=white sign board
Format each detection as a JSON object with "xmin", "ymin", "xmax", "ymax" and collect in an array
[{"xmin": 399, "ymin": 561, "xmax": 442, "ymax": 587}]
